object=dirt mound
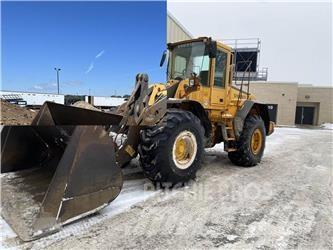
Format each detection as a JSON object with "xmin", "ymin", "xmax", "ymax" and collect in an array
[
  {"xmin": 0, "ymin": 100, "xmax": 36, "ymax": 125},
  {"xmin": 71, "ymin": 101, "xmax": 101, "ymax": 111}
]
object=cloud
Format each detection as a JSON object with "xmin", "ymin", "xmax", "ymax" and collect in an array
[
  {"xmin": 85, "ymin": 62, "xmax": 94, "ymax": 74},
  {"xmin": 63, "ymin": 81, "xmax": 82, "ymax": 87},
  {"xmin": 95, "ymin": 50, "xmax": 105, "ymax": 59},
  {"xmin": 32, "ymin": 81, "xmax": 83, "ymax": 92},
  {"xmin": 33, "ymin": 84, "xmax": 44, "ymax": 90},
  {"xmin": 32, "ymin": 83, "xmax": 55, "ymax": 91},
  {"xmin": 85, "ymin": 49, "xmax": 105, "ymax": 74}
]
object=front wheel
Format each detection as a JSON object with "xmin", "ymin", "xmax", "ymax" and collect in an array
[
  {"xmin": 228, "ymin": 115, "xmax": 266, "ymax": 167},
  {"xmin": 138, "ymin": 109, "xmax": 205, "ymax": 184}
]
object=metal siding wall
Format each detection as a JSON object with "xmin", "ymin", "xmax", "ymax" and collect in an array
[
  {"xmin": 167, "ymin": 15, "xmax": 192, "ymax": 43},
  {"xmin": 93, "ymin": 96, "xmax": 125, "ymax": 107}
]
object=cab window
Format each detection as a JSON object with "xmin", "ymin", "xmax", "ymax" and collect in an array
[
  {"xmin": 214, "ymin": 50, "xmax": 227, "ymax": 87},
  {"xmin": 173, "ymin": 54, "xmax": 210, "ymax": 86},
  {"xmin": 174, "ymin": 55, "xmax": 186, "ymax": 76},
  {"xmin": 195, "ymin": 55, "xmax": 210, "ymax": 86}
]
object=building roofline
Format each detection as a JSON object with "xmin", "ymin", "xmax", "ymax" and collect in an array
[
  {"xmin": 0, "ymin": 89, "xmax": 65, "ymax": 96},
  {"xmin": 0, "ymin": 89, "xmax": 127, "ymax": 98},
  {"xmin": 298, "ymin": 85, "xmax": 333, "ymax": 89},
  {"xmin": 250, "ymin": 82, "xmax": 332, "ymax": 88},
  {"xmin": 250, "ymin": 81, "xmax": 299, "ymax": 85},
  {"xmin": 167, "ymin": 11, "xmax": 194, "ymax": 39}
]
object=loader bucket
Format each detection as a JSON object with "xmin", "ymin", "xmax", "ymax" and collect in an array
[{"xmin": 1, "ymin": 102, "xmax": 124, "ymax": 241}]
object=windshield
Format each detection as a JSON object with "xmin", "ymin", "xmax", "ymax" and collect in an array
[{"xmin": 168, "ymin": 42, "xmax": 210, "ymax": 85}]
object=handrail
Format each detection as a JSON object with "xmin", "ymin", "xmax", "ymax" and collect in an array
[
  {"xmin": 235, "ymin": 60, "xmax": 252, "ymax": 109},
  {"xmin": 219, "ymin": 38, "xmax": 261, "ymax": 49}
]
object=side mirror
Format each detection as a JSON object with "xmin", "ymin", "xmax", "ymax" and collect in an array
[
  {"xmin": 209, "ymin": 41, "xmax": 217, "ymax": 58},
  {"xmin": 160, "ymin": 50, "xmax": 167, "ymax": 67}
]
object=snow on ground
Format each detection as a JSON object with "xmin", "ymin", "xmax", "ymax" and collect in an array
[
  {"xmin": 321, "ymin": 123, "xmax": 333, "ymax": 130},
  {"xmin": 1, "ymin": 127, "xmax": 332, "ymax": 249},
  {"xmin": 0, "ymin": 164, "xmax": 161, "ymax": 249},
  {"xmin": 0, "ymin": 218, "xmax": 16, "ymax": 249},
  {"xmin": 29, "ymin": 179, "xmax": 160, "ymax": 250}
]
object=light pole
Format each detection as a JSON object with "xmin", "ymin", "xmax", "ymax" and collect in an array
[{"xmin": 54, "ymin": 68, "xmax": 61, "ymax": 94}]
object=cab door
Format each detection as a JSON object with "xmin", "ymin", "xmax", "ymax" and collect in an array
[{"xmin": 210, "ymin": 48, "xmax": 228, "ymax": 106}]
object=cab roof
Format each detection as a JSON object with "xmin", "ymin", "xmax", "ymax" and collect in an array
[{"xmin": 167, "ymin": 37, "xmax": 233, "ymax": 52}]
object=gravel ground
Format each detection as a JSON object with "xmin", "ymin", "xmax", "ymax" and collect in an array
[
  {"xmin": 0, "ymin": 100, "xmax": 36, "ymax": 125},
  {"xmin": 1, "ymin": 127, "xmax": 332, "ymax": 249}
]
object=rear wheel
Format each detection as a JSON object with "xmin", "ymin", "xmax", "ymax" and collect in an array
[
  {"xmin": 139, "ymin": 109, "xmax": 204, "ymax": 184},
  {"xmin": 228, "ymin": 115, "xmax": 266, "ymax": 167}
]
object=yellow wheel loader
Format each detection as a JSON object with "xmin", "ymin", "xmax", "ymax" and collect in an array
[{"xmin": 1, "ymin": 37, "xmax": 274, "ymax": 241}]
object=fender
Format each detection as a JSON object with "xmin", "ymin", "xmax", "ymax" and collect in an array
[
  {"xmin": 234, "ymin": 100, "xmax": 273, "ymax": 138},
  {"xmin": 167, "ymin": 99, "xmax": 212, "ymax": 138}
]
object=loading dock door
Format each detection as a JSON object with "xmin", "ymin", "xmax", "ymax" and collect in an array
[
  {"xmin": 267, "ymin": 104, "xmax": 278, "ymax": 123},
  {"xmin": 295, "ymin": 106, "xmax": 315, "ymax": 125}
]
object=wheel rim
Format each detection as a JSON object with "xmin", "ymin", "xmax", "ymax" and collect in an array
[
  {"xmin": 172, "ymin": 130, "xmax": 197, "ymax": 169},
  {"xmin": 251, "ymin": 128, "xmax": 263, "ymax": 155}
]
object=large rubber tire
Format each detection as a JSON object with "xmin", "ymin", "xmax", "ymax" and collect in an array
[
  {"xmin": 138, "ymin": 109, "xmax": 204, "ymax": 184},
  {"xmin": 228, "ymin": 115, "xmax": 266, "ymax": 167}
]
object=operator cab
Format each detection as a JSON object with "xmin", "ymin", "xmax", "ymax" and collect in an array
[
  {"xmin": 161, "ymin": 37, "xmax": 234, "ymax": 107},
  {"xmin": 165, "ymin": 37, "xmax": 232, "ymax": 85}
]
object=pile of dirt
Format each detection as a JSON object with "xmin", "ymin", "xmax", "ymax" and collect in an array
[
  {"xmin": 71, "ymin": 101, "xmax": 100, "ymax": 111},
  {"xmin": 0, "ymin": 100, "xmax": 37, "ymax": 125}
]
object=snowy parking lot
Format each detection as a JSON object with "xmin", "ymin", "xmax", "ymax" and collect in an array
[{"xmin": 1, "ymin": 127, "xmax": 332, "ymax": 249}]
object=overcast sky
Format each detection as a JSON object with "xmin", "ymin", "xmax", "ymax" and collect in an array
[{"xmin": 168, "ymin": 1, "xmax": 332, "ymax": 86}]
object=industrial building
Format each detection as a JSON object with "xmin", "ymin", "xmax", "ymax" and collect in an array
[
  {"xmin": 0, "ymin": 90, "xmax": 65, "ymax": 106},
  {"xmin": 250, "ymin": 82, "xmax": 333, "ymax": 126},
  {"xmin": 0, "ymin": 90, "xmax": 125, "ymax": 109},
  {"xmin": 167, "ymin": 12, "xmax": 332, "ymax": 126}
]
